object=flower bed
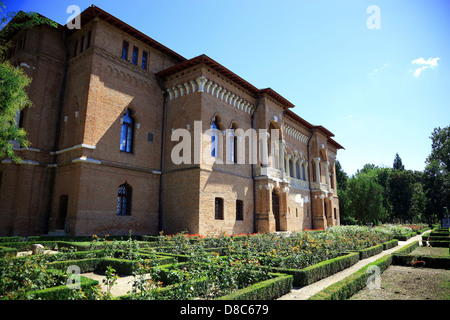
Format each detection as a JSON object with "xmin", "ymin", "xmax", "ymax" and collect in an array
[{"xmin": 1, "ymin": 225, "xmax": 420, "ymax": 300}]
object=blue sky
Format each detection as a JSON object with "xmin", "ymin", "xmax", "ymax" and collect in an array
[{"xmin": 4, "ymin": 0, "xmax": 450, "ymax": 175}]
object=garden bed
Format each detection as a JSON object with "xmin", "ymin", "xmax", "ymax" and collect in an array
[
  {"xmin": 0, "ymin": 225, "xmax": 422, "ymax": 300},
  {"xmin": 349, "ymin": 266, "xmax": 450, "ymax": 300}
]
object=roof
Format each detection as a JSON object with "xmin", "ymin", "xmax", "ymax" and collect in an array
[
  {"xmin": 328, "ymin": 137, "xmax": 345, "ymax": 150},
  {"xmin": 72, "ymin": 5, "xmax": 186, "ymax": 63},
  {"xmin": 156, "ymin": 54, "xmax": 295, "ymax": 108}
]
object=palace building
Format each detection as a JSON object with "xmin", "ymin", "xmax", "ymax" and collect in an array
[{"xmin": 0, "ymin": 5, "xmax": 344, "ymax": 236}]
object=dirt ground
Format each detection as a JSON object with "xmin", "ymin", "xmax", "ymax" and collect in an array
[{"xmin": 350, "ymin": 266, "xmax": 450, "ymax": 300}]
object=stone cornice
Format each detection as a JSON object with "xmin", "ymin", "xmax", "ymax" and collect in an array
[
  {"xmin": 284, "ymin": 124, "xmax": 308, "ymax": 144},
  {"xmin": 166, "ymin": 76, "xmax": 255, "ymax": 115}
]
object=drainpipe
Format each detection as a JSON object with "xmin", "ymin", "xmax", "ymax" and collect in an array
[
  {"xmin": 251, "ymin": 93, "xmax": 262, "ymax": 234},
  {"xmin": 44, "ymin": 28, "xmax": 70, "ymax": 234},
  {"xmin": 156, "ymin": 75, "xmax": 167, "ymax": 234},
  {"xmin": 307, "ymin": 128, "xmax": 315, "ymax": 230}
]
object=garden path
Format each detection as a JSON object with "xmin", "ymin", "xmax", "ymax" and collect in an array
[{"xmin": 277, "ymin": 231, "xmax": 428, "ymax": 300}]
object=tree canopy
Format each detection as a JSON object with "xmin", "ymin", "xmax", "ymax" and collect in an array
[{"xmin": 0, "ymin": 3, "xmax": 57, "ymax": 162}]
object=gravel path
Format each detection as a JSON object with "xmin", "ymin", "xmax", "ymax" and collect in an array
[{"xmin": 277, "ymin": 232, "xmax": 428, "ymax": 300}]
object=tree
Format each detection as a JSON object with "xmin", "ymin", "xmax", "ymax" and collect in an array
[
  {"xmin": 334, "ymin": 159, "xmax": 353, "ymax": 224},
  {"xmin": 389, "ymin": 170, "xmax": 414, "ymax": 222},
  {"xmin": 335, "ymin": 160, "xmax": 348, "ymax": 191},
  {"xmin": 393, "ymin": 153, "xmax": 405, "ymax": 171},
  {"xmin": 0, "ymin": 3, "xmax": 57, "ymax": 162},
  {"xmin": 423, "ymin": 126, "xmax": 450, "ymax": 226},
  {"xmin": 347, "ymin": 172, "xmax": 384, "ymax": 225}
]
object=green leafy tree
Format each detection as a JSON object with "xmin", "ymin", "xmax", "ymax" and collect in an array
[
  {"xmin": 423, "ymin": 126, "xmax": 450, "ymax": 225},
  {"xmin": 347, "ymin": 172, "xmax": 384, "ymax": 225},
  {"xmin": 0, "ymin": 3, "xmax": 57, "ymax": 162},
  {"xmin": 334, "ymin": 160, "xmax": 353, "ymax": 224},
  {"xmin": 393, "ymin": 153, "xmax": 405, "ymax": 171},
  {"xmin": 389, "ymin": 169, "xmax": 414, "ymax": 223}
]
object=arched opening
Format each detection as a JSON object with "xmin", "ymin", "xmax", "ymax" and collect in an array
[
  {"xmin": 120, "ymin": 109, "xmax": 135, "ymax": 153},
  {"xmin": 56, "ymin": 195, "xmax": 68, "ymax": 230},
  {"xmin": 117, "ymin": 183, "xmax": 132, "ymax": 216},
  {"xmin": 268, "ymin": 121, "xmax": 282, "ymax": 169},
  {"xmin": 211, "ymin": 115, "xmax": 222, "ymax": 158},
  {"xmin": 272, "ymin": 190, "xmax": 281, "ymax": 231}
]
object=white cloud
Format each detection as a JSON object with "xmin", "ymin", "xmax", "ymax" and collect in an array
[
  {"xmin": 369, "ymin": 62, "xmax": 389, "ymax": 77},
  {"xmin": 412, "ymin": 57, "xmax": 440, "ymax": 77}
]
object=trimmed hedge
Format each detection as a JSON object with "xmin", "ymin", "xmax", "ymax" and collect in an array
[
  {"xmin": 216, "ymin": 273, "xmax": 293, "ymax": 300},
  {"xmin": 0, "ymin": 236, "xmax": 25, "ymax": 243},
  {"xmin": 0, "ymin": 245, "xmax": 18, "ymax": 258},
  {"xmin": 308, "ymin": 254, "xmax": 393, "ymax": 300},
  {"xmin": 392, "ymin": 254, "xmax": 450, "ymax": 269},
  {"xmin": 269, "ymin": 252, "xmax": 360, "ymax": 287},
  {"xmin": 382, "ymin": 239, "xmax": 398, "ymax": 250},
  {"xmin": 28, "ymin": 276, "xmax": 99, "ymax": 300},
  {"xmin": 392, "ymin": 240, "xmax": 419, "ymax": 256},
  {"xmin": 351, "ymin": 244, "xmax": 383, "ymax": 260},
  {"xmin": 46, "ymin": 255, "xmax": 176, "ymax": 274},
  {"xmin": 393, "ymin": 232, "xmax": 416, "ymax": 241}
]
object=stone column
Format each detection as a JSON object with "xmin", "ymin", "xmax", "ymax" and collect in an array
[
  {"xmin": 260, "ymin": 132, "xmax": 269, "ymax": 167},
  {"xmin": 324, "ymin": 161, "xmax": 330, "ymax": 186},
  {"xmin": 292, "ymin": 157, "xmax": 297, "ymax": 179},
  {"xmin": 313, "ymin": 157, "xmax": 321, "ymax": 183},
  {"xmin": 299, "ymin": 159, "xmax": 304, "ymax": 180},
  {"xmin": 285, "ymin": 155, "xmax": 291, "ymax": 177},
  {"xmin": 303, "ymin": 161, "xmax": 309, "ymax": 181},
  {"xmin": 279, "ymin": 140, "xmax": 285, "ymax": 173}
]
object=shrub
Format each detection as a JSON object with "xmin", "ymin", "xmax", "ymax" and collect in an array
[{"xmin": 270, "ymin": 252, "xmax": 360, "ymax": 287}]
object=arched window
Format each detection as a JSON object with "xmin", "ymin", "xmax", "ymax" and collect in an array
[
  {"xmin": 120, "ymin": 109, "xmax": 134, "ymax": 153},
  {"xmin": 211, "ymin": 117, "xmax": 221, "ymax": 158},
  {"xmin": 117, "ymin": 183, "xmax": 132, "ymax": 216},
  {"xmin": 229, "ymin": 123, "xmax": 238, "ymax": 163}
]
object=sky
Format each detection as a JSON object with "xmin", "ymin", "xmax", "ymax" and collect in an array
[{"xmin": 3, "ymin": 0, "xmax": 450, "ymax": 176}]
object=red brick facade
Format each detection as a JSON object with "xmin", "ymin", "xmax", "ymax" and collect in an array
[{"xmin": 0, "ymin": 6, "xmax": 343, "ymax": 236}]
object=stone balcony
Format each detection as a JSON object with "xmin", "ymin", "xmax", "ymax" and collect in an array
[{"xmin": 288, "ymin": 177, "xmax": 309, "ymax": 190}]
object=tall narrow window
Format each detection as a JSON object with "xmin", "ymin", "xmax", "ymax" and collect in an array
[
  {"xmin": 86, "ymin": 31, "xmax": 92, "ymax": 49},
  {"xmin": 141, "ymin": 51, "xmax": 148, "ymax": 70},
  {"xmin": 211, "ymin": 117, "xmax": 221, "ymax": 158},
  {"xmin": 73, "ymin": 39, "xmax": 78, "ymax": 57},
  {"xmin": 117, "ymin": 183, "xmax": 132, "ymax": 216},
  {"xmin": 236, "ymin": 200, "xmax": 243, "ymax": 221},
  {"xmin": 229, "ymin": 124, "xmax": 238, "ymax": 163},
  {"xmin": 122, "ymin": 41, "xmax": 129, "ymax": 60},
  {"xmin": 18, "ymin": 110, "xmax": 25, "ymax": 128},
  {"xmin": 132, "ymin": 46, "xmax": 139, "ymax": 65},
  {"xmin": 215, "ymin": 197, "xmax": 224, "ymax": 220},
  {"xmin": 120, "ymin": 109, "xmax": 134, "ymax": 153},
  {"xmin": 80, "ymin": 35, "xmax": 85, "ymax": 53}
]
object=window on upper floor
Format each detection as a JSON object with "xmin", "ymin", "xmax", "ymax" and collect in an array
[
  {"xmin": 86, "ymin": 31, "xmax": 92, "ymax": 49},
  {"xmin": 122, "ymin": 41, "xmax": 129, "ymax": 60},
  {"xmin": 211, "ymin": 116, "xmax": 222, "ymax": 158},
  {"xmin": 80, "ymin": 35, "xmax": 85, "ymax": 53},
  {"xmin": 132, "ymin": 46, "xmax": 139, "ymax": 65},
  {"xmin": 120, "ymin": 109, "xmax": 134, "ymax": 153},
  {"xmin": 142, "ymin": 51, "xmax": 148, "ymax": 70},
  {"xmin": 73, "ymin": 39, "xmax": 78, "ymax": 57}
]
